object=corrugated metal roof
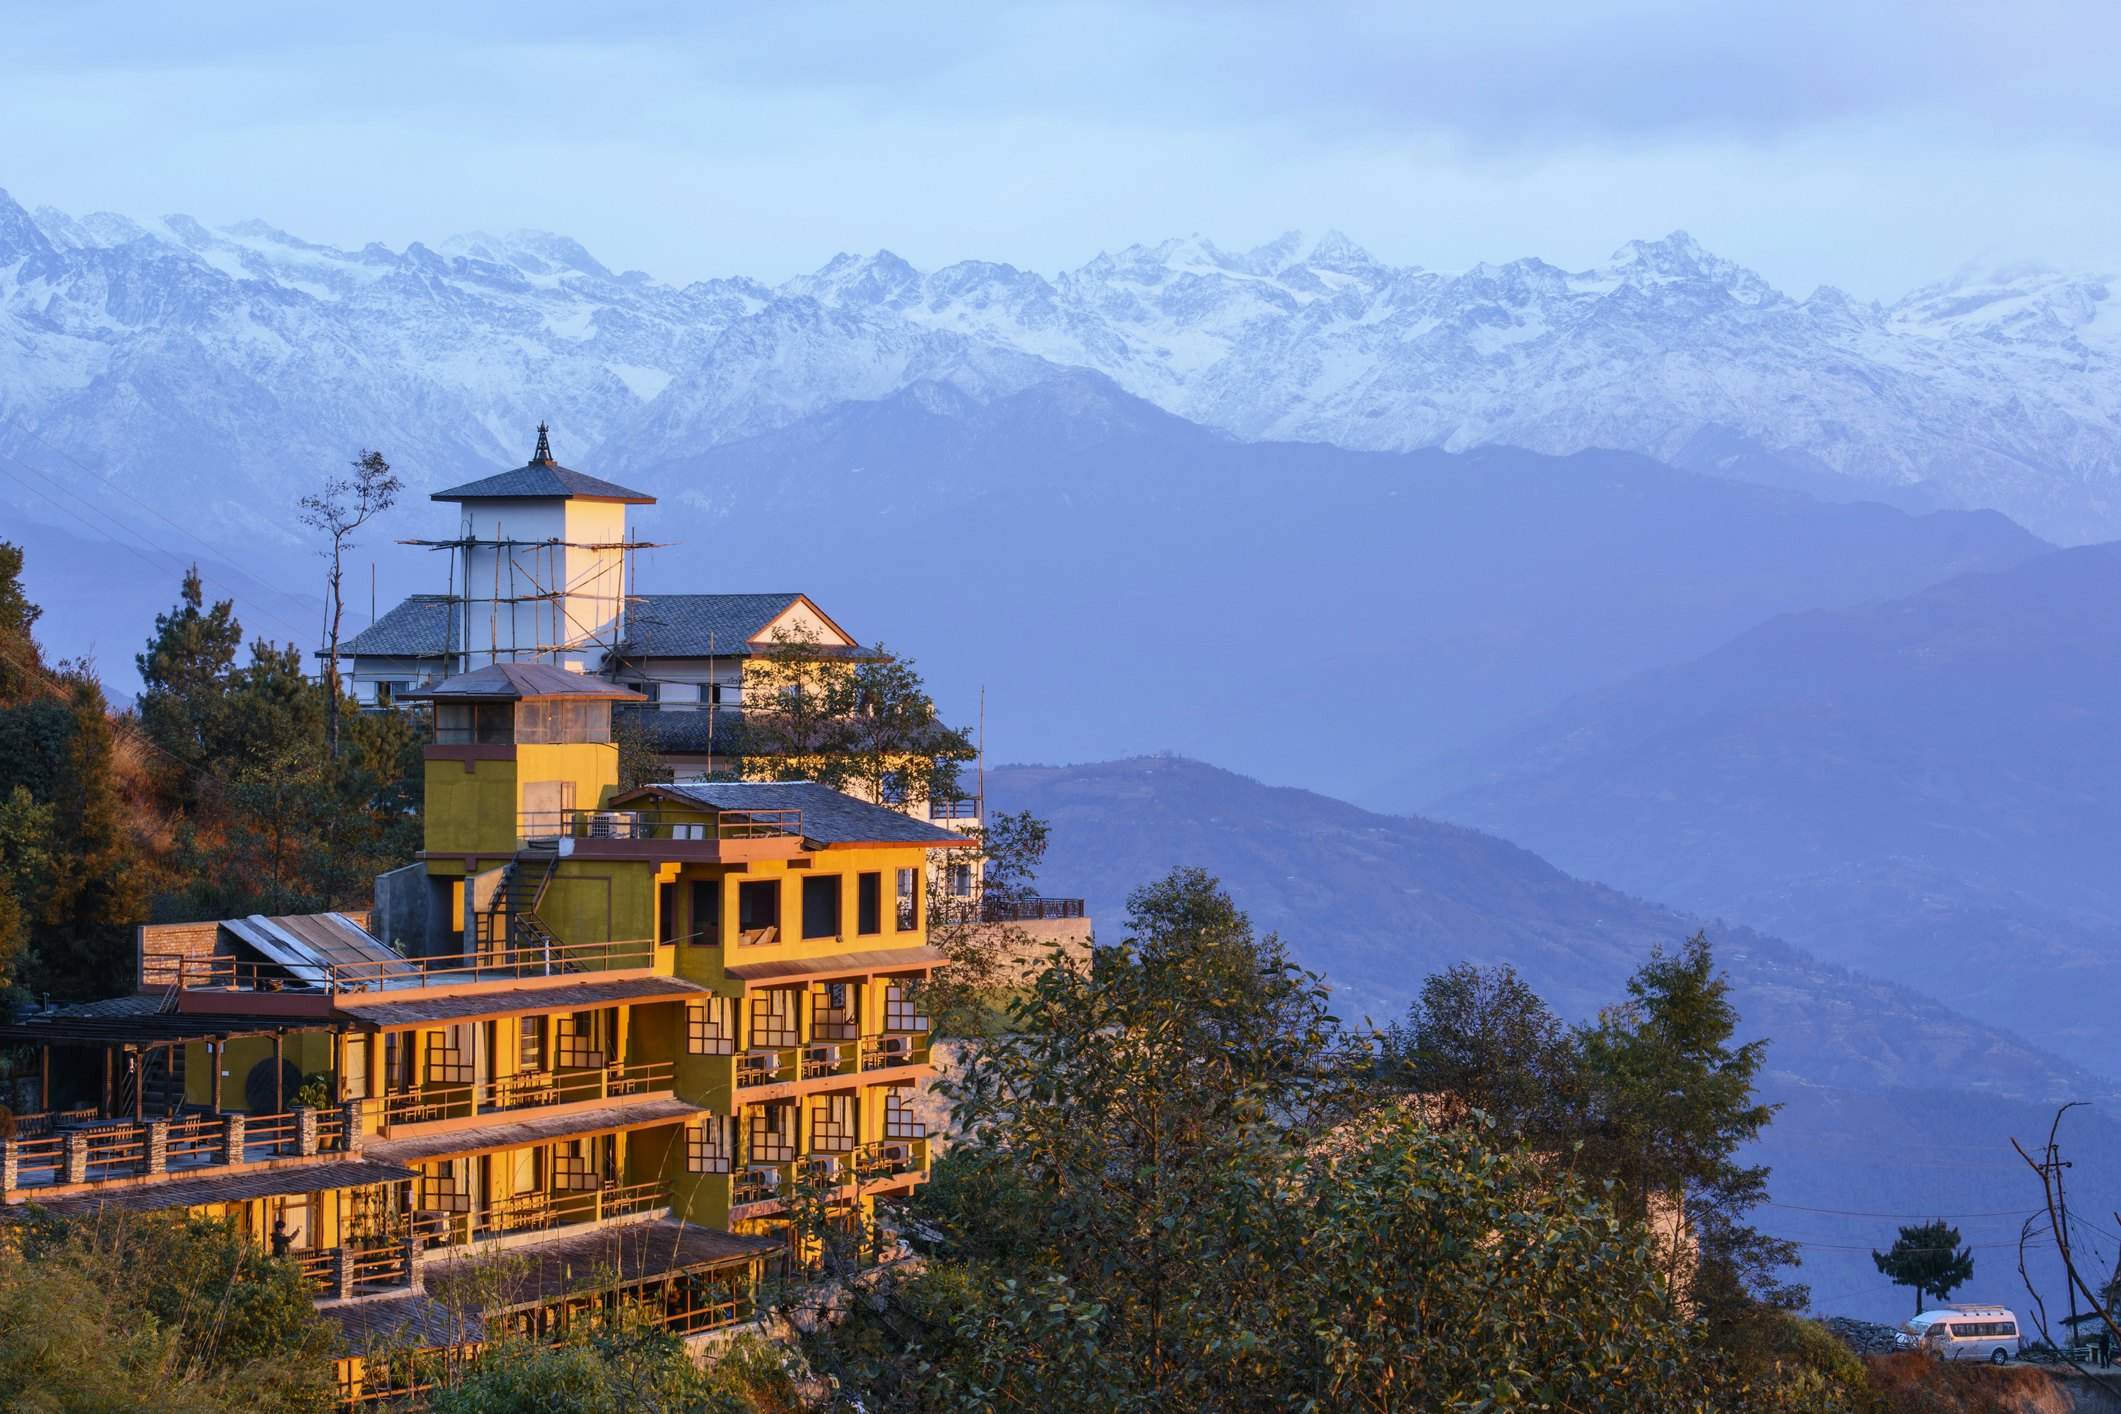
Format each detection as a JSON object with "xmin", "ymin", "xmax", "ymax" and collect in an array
[
  {"xmin": 723, "ymin": 945, "xmax": 949, "ymax": 984},
  {"xmin": 339, "ymin": 976, "xmax": 711, "ymax": 1028},
  {"xmin": 364, "ymin": 1097, "xmax": 702, "ymax": 1165},
  {"xmin": 398, "ymin": 663, "xmax": 646, "ymax": 701},
  {"xmin": 32, "ymin": 1159, "xmax": 418, "ymax": 1215},
  {"xmin": 625, "ymin": 781, "xmax": 972, "ymax": 847}
]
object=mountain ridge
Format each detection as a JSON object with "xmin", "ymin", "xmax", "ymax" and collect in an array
[{"xmin": 6, "ymin": 188, "xmax": 2121, "ymax": 543}]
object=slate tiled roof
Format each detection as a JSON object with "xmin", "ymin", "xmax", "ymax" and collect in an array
[
  {"xmin": 432, "ymin": 463, "xmax": 654, "ymax": 505},
  {"xmin": 624, "ymin": 781, "xmax": 972, "ymax": 847},
  {"xmin": 341, "ymin": 594, "xmax": 457, "ymax": 659},
  {"xmin": 614, "ymin": 593, "xmax": 867, "ymax": 658},
  {"xmin": 398, "ymin": 663, "xmax": 645, "ymax": 701},
  {"xmin": 344, "ymin": 592, "xmax": 862, "ymax": 663}
]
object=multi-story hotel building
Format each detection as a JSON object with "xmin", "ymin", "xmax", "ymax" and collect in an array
[{"xmin": 0, "ymin": 660, "xmax": 968, "ymax": 1402}]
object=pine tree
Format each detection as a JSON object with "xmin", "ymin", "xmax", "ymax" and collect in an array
[
  {"xmin": 0, "ymin": 541, "xmax": 45, "ymax": 707},
  {"xmin": 136, "ymin": 566, "xmax": 242, "ymax": 806},
  {"xmin": 1873, "ymin": 1220, "xmax": 1974, "ymax": 1314}
]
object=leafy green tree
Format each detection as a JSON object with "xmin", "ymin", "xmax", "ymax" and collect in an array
[
  {"xmin": 0, "ymin": 1209, "xmax": 335, "ymax": 1411},
  {"xmin": 731, "ymin": 628, "xmax": 974, "ymax": 806},
  {"xmin": 820, "ymin": 873, "xmax": 1789, "ymax": 1414},
  {"xmin": 1577, "ymin": 933, "xmax": 1801, "ymax": 1323},
  {"xmin": 1873, "ymin": 1220, "xmax": 1975, "ymax": 1314},
  {"xmin": 425, "ymin": 1324, "xmax": 794, "ymax": 1414},
  {"xmin": 1380, "ymin": 960, "xmax": 1577, "ymax": 1142},
  {"xmin": 921, "ymin": 810, "xmax": 1053, "ymax": 1037},
  {"xmin": 136, "ymin": 566, "xmax": 243, "ymax": 804}
]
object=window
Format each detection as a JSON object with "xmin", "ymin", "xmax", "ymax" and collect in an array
[
  {"xmin": 884, "ymin": 1088, "xmax": 926, "ymax": 1140},
  {"xmin": 512, "ymin": 699, "xmax": 612, "ymax": 744},
  {"xmin": 687, "ymin": 1118, "xmax": 735, "ymax": 1174},
  {"xmin": 884, "ymin": 981, "xmax": 929, "ymax": 1033},
  {"xmin": 687, "ymin": 998, "xmax": 735, "ymax": 1056},
  {"xmin": 435, "ymin": 701, "xmax": 513, "ymax": 745},
  {"xmin": 856, "ymin": 873, "xmax": 881, "ymax": 935},
  {"xmin": 801, "ymin": 875, "xmax": 842, "ymax": 940},
  {"xmin": 812, "ymin": 983, "xmax": 857, "ymax": 1041},
  {"xmin": 518, "ymin": 1017, "xmax": 544, "ymax": 1072},
  {"xmin": 895, "ymin": 868, "xmax": 919, "ymax": 931},
  {"xmin": 747, "ymin": 1104, "xmax": 797, "ymax": 1163},
  {"xmin": 555, "ymin": 1012, "xmax": 605, "ymax": 1068},
  {"xmin": 690, "ymin": 880, "xmax": 722, "ymax": 946},
  {"xmin": 946, "ymin": 862, "xmax": 974, "ymax": 898},
  {"xmin": 552, "ymin": 1144, "xmax": 599, "ymax": 1191},
  {"xmin": 426, "ymin": 1026, "xmax": 473, "ymax": 1085},
  {"xmin": 811, "ymin": 1093, "xmax": 858, "ymax": 1152},
  {"xmin": 737, "ymin": 880, "xmax": 780, "ymax": 945},
  {"xmin": 658, "ymin": 882, "xmax": 677, "ymax": 945},
  {"xmin": 632, "ymin": 680, "xmax": 661, "ymax": 703},
  {"xmin": 748, "ymin": 990, "xmax": 800, "ymax": 1049}
]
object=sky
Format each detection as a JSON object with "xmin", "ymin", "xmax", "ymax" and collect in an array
[{"xmin": 6, "ymin": 0, "xmax": 2121, "ymax": 298}]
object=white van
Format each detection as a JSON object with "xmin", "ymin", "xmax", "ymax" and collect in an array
[{"xmin": 1900, "ymin": 1305, "xmax": 2022, "ymax": 1363}]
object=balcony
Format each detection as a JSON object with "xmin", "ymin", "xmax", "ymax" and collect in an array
[
  {"xmin": 977, "ymin": 896, "xmax": 1086, "ymax": 923},
  {"xmin": 0, "ymin": 1104, "xmax": 355, "ymax": 1195},
  {"xmin": 413, "ymin": 1179, "xmax": 667, "ymax": 1250},
  {"xmin": 369, "ymin": 1060, "xmax": 675, "ymax": 1131},
  {"xmin": 514, "ymin": 807, "xmax": 803, "ymax": 862},
  {"xmin": 733, "ymin": 1033, "xmax": 927, "ymax": 1095},
  {"xmin": 146, "ymin": 937, "xmax": 659, "ymax": 1003}
]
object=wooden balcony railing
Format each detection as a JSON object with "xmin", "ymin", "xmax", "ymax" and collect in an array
[
  {"xmin": 859, "ymin": 1034, "xmax": 932, "ymax": 1071},
  {"xmin": 412, "ymin": 1180, "xmax": 667, "ymax": 1249},
  {"xmin": 372, "ymin": 1060, "xmax": 675, "ymax": 1128}
]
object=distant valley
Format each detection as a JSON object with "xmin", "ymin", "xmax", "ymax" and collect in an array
[{"xmin": 987, "ymin": 755, "xmax": 2121, "ymax": 1325}]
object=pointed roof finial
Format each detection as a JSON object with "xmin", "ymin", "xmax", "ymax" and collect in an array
[{"xmin": 531, "ymin": 423, "xmax": 554, "ymax": 465}]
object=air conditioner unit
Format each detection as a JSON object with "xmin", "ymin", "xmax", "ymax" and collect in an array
[
  {"xmin": 882, "ymin": 1143, "xmax": 911, "ymax": 1165},
  {"xmin": 806, "ymin": 1045, "xmax": 836, "ymax": 1065},
  {"xmin": 879, "ymin": 1036, "xmax": 910, "ymax": 1057},
  {"xmin": 813, "ymin": 1155, "xmax": 842, "ymax": 1177},
  {"xmin": 744, "ymin": 1166, "xmax": 781, "ymax": 1190}
]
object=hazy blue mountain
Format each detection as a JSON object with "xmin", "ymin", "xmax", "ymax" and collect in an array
[
  {"xmin": 625, "ymin": 374, "xmax": 2047, "ymax": 798},
  {"xmin": 9, "ymin": 188, "xmax": 2121, "ymax": 544},
  {"xmin": 987, "ymin": 754, "xmax": 2119, "ymax": 1325},
  {"xmin": 1418, "ymin": 544, "xmax": 2121, "ymax": 1077}
]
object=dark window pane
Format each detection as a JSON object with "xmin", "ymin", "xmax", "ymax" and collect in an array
[
  {"xmin": 690, "ymin": 880, "xmax": 722, "ymax": 946},
  {"xmin": 802, "ymin": 875, "xmax": 841, "ymax": 940},
  {"xmin": 857, "ymin": 873, "xmax": 881, "ymax": 935}
]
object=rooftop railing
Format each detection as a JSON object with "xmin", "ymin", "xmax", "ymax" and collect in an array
[
  {"xmin": 977, "ymin": 896, "xmax": 1087, "ymax": 923},
  {"xmin": 144, "ymin": 936, "xmax": 658, "ymax": 996},
  {"xmin": 515, "ymin": 807, "xmax": 801, "ymax": 845}
]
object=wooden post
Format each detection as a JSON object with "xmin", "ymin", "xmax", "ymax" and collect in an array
[
  {"xmin": 101, "ymin": 1047, "xmax": 113, "ymax": 1116},
  {"xmin": 133, "ymin": 1047, "xmax": 145, "ymax": 1122},
  {"xmin": 38, "ymin": 1045, "xmax": 48, "ymax": 1114},
  {"xmin": 273, "ymin": 1032, "xmax": 285, "ymax": 1113},
  {"xmin": 210, "ymin": 1039, "xmax": 224, "ymax": 1115}
]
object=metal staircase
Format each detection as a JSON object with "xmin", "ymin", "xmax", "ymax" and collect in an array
[{"xmin": 480, "ymin": 839, "xmax": 565, "ymax": 967}]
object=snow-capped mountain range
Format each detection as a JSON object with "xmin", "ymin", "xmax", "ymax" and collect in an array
[{"xmin": 5, "ymin": 184, "xmax": 2119, "ymax": 545}]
